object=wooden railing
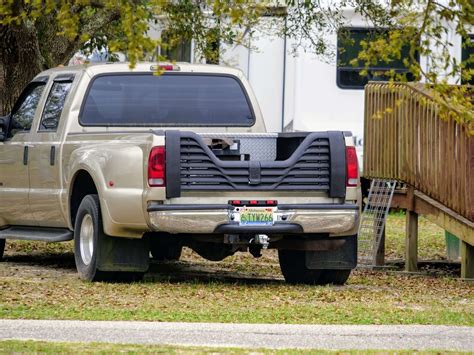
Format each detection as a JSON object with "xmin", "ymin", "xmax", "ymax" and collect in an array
[{"xmin": 363, "ymin": 82, "xmax": 473, "ymax": 222}]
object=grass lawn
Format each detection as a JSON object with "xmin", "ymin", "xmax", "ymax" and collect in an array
[
  {"xmin": 0, "ymin": 340, "xmax": 469, "ymax": 354},
  {"xmin": 1, "ymin": 213, "xmax": 472, "ymax": 326},
  {"xmin": 384, "ymin": 212, "xmax": 447, "ymax": 260}
]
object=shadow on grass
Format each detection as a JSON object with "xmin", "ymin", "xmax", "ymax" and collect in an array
[
  {"xmin": 3, "ymin": 252, "xmax": 76, "ymax": 271},
  {"xmin": 145, "ymin": 260, "xmax": 284, "ymax": 285},
  {"xmin": 2, "ymin": 252, "xmax": 284, "ymax": 285}
]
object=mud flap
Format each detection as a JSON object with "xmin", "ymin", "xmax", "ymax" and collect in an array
[
  {"xmin": 97, "ymin": 234, "xmax": 149, "ymax": 272},
  {"xmin": 305, "ymin": 235, "xmax": 357, "ymax": 270}
]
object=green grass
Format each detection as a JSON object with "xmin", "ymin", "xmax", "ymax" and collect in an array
[
  {"xmin": 1, "ymin": 212, "xmax": 472, "ymax": 326},
  {"xmin": 0, "ymin": 340, "xmax": 468, "ymax": 354},
  {"xmin": 385, "ymin": 212, "xmax": 446, "ymax": 260}
]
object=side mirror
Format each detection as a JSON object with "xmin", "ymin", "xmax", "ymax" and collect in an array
[{"xmin": 0, "ymin": 115, "xmax": 10, "ymax": 142}]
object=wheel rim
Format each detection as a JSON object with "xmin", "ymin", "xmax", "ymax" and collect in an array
[{"xmin": 79, "ymin": 214, "xmax": 94, "ymax": 265}]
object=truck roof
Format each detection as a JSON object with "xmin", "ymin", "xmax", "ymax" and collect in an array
[{"xmin": 35, "ymin": 62, "xmax": 245, "ymax": 79}]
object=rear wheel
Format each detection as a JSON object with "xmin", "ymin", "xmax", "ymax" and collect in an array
[
  {"xmin": 74, "ymin": 195, "xmax": 144, "ymax": 282},
  {"xmin": 278, "ymin": 250, "xmax": 322, "ymax": 285}
]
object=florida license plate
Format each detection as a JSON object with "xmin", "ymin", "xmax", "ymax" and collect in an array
[{"xmin": 239, "ymin": 207, "xmax": 274, "ymax": 226}]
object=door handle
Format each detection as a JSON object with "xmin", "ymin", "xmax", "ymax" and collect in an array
[
  {"xmin": 50, "ymin": 146, "xmax": 56, "ymax": 166},
  {"xmin": 23, "ymin": 146, "xmax": 29, "ymax": 165}
]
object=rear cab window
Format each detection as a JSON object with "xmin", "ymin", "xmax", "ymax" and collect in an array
[
  {"xmin": 79, "ymin": 74, "xmax": 255, "ymax": 126},
  {"xmin": 39, "ymin": 75, "xmax": 74, "ymax": 132}
]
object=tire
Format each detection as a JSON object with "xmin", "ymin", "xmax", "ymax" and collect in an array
[
  {"xmin": 278, "ymin": 250, "xmax": 322, "ymax": 285},
  {"xmin": 150, "ymin": 242, "xmax": 182, "ymax": 261},
  {"xmin": 74, "ymin": 195, "xmax": 111, "ymax": 281},
  {"xmin": 318, "ymin": 269, "xmax": 351, "ymax": 285},
  {"xmin": 0, "ymin": 239, "xmax": 5, "ymax": 261},
  {"xmin": 74, "ymin": 194, "xmax": 144, "ymax": 282}
]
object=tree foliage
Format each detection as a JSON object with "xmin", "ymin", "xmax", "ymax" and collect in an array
[{"xmin": 0, "ymin": 0, "xmax": 472, "ymax": 127}]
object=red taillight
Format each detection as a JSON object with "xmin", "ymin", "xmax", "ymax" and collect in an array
[
  {"xmin": 150, "ymin": 64, "xmax": 180, "ymax": 71},
  {"xmin": 159, "ymin": 65, "xmax": 174, "ymax": 71},
  {"xmin": 148, "ymin": 146, "xmax": 166, "ymax": 187},
  {"xmin": 346, "ymin": 146, "xmax": 359, "ymax": 187}
]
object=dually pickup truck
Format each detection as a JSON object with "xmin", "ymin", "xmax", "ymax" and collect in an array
[{"xmin": 0, "ymin": 63, "xmax": 360, "ymax": 284}]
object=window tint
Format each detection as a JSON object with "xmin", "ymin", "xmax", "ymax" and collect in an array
[
  {"xmin": 461, "ymin": 34, "xmax": 473, "ymax": 85},
  {"xmin": 10, "ymin": 83, "xmax": 46, "ymax": 137},
  {"xmin": 80, "ymin": 74, "xmax": 254, "ymax": 126},
  {"xmin": 40, "ymin": 81, "xmax": 72, "ymax": 131},
  {"xmin": 337, "ymin": 28, "xmax": 418, "ymax": 89}
]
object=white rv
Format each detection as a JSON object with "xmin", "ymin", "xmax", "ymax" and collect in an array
[
  {"xmin": 153, "ymin": 7, "xmax": 472, "ymax": 160},
  {"xmin": 73, "ymin": 6, "xmax": 473, "ymax": 159}
]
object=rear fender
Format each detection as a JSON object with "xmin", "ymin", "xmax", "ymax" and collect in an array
[{"xmin": 66, "ymin": 144, "xmax": 148, "ymax": 238}]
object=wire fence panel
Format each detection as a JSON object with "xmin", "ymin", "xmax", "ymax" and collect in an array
[{"xmin": 358, "ymin": 179, "xmax": 396, "ymax": 265}]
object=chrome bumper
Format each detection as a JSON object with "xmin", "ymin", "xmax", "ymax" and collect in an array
[{"xmin": 148, "ymin": 203, "xmax": 359, "ymax": 236}]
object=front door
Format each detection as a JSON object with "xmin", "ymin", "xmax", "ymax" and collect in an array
[
  {"xmin": 29, "ymin": 74, "xmax": 75, "ymax": 227},
  {"xmin": 0, "ymin": 80, "xmax": 47, "ymax": 227}
]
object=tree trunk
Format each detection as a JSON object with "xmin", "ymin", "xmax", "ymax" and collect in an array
[
  {"xmin": 0, "ymin": 24, "xmax": 43, "ymax": 115},
  {"xmin": 0, "ymin": 9, "xmax": 120, "ymax": 116}
]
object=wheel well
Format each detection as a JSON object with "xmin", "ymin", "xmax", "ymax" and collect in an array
[{"xmin": 70, "ymin": 170, "xmax": 98, "ymax": 227}]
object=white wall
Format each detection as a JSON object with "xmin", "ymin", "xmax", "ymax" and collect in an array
[{"xmin": 222, "ymin": 19, "xmax": 285, "ymax": 133}]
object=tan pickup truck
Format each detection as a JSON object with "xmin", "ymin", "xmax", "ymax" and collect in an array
[{"xmin": 0, "ymin": 62, "xmax": 360, "ymax": 284}]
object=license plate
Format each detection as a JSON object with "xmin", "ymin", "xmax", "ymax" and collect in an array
[{"xmin": 239, "ymin": 207, "xmax": 274, "ymax": 226}]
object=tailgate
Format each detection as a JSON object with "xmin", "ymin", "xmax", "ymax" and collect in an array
[{"xmin": 163, "ymin": 130, "xmax": 347, "ymax": 202}]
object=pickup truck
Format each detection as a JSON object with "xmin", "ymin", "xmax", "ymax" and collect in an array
[{"xmin": 0, "ymin": 62, "xmax": 360, "ymax": 284}]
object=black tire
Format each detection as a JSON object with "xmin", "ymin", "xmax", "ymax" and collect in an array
[
  {"xmin": 318, "ymin": 269, "xmax": 351, "ymax": 285},
  {"xmin": 0, "ymin": 239, "xmax": 5, "ymax": 261},
  {"xmin": 278, "ymin": 250, "xmax": 322, "ymax": 285},
  {"xmin": 74, "ymin": 194, "xmax": 144, "ymax": 282},
  {"xmin": 74, "ymin": 195, "xmax": 111, "ymax": 281}
]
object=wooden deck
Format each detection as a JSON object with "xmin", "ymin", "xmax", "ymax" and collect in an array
[{"xmin": 363, "ymin": 83, "xmax": 473, "ymax": 278}]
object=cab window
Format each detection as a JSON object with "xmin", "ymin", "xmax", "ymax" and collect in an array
[
  {"xmin": 39, "ymin": 80, "xmax": 73, "ymax": 131},
  {"xmin": 10, "ymin": 82, "xmax": 46, "ymax": 137}
]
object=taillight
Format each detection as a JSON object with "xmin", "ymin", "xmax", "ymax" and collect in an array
[
  {"xmin": 148, "ymin": 146, "xmax": 166, "ymax": 187},
  {"xmin": 346, "ymin": 146, "xmax": 359, "ymax": 187},
  {"xmin": 149, "ymin": 64, "xmax": 180, "ymax": 71}
]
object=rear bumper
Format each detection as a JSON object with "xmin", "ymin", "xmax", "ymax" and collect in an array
[{"xmin": 147, "ymin": 203, "xmax": 359, "ymax": 236}]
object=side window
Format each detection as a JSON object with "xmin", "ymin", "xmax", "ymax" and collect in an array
[
  {"xmin": 461, "ymin": 34, "xmax": 473, "ymax": 85},
  {"xmin": 336, "ymin": 28, "xmax": 418, "ymax": 89},
  {"xmin": 10, "ymin": 83, "xmax": 46, "ymax": 137},
  {"xmin": 39, "ymin": 80, "xmax": 72, "ymax": 131},
  {"xmin": 160, "ymin": 30, "xmax": 192, "ymax": 62},
  {"xmin": 205, "ymin": 28, "xmax": 220, "ymax": 64}
]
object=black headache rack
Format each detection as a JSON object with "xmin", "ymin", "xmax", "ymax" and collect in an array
[{"xmin": 162, "ymin": 130, "xmax": 347, "ymax": 199}]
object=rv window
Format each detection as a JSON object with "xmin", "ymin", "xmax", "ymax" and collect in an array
[
  {"xmin": 160, "ymin": 30, "xmax": 192, "ymax": 62},
  {"xmin": 461, "ymin": 34, "xmax": 473, "ymax": 85},
  {"xmin": 205, "ymin": 28, "xmax": 220, "ymax": 65},
  {"xmin": 337, "ymin": 28, "xmax": 418, "ymax": 89}
]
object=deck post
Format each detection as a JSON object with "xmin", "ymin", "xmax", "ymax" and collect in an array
[
  {"xmin": 461, "ymin": 241, "xmax": 474, "ymax": 279},
  {"xmin": 405, "ymin": 210, "xmax": 418, "ymax": 272}
]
